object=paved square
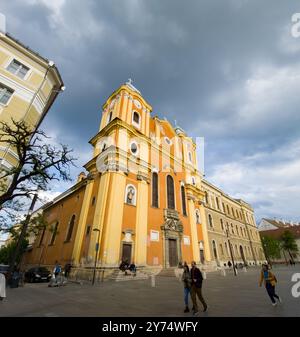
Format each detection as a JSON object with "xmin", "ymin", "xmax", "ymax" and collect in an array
[{"xmin": 0, "ymin": 266, "xmax": 299, "ymax": 317}]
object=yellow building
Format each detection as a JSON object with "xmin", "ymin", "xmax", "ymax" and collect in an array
[
  {"xmin": 202, "ymin": 180, "xmax": 265, "ymax": 268},
  {"xmin": 0, "ymin": 13, "xmax": 64, "ymax": 170},
  {"xmin": 24, "ymin": 80, "xmax": 265, "ymax": 280}
]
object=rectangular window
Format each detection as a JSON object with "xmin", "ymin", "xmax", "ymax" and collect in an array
[
  {"xmin": 150, "ymin": 230, "xmax": 159, "ymax": 242},
  {"xmin": 7, "ymin": 59, "xmax": 30, "ymax": 79},
  {"xmin": 0, "ymin": 83, "xmax": 14, "ymax": 105},
  {"xmin": 86, "ymin": 226, "xmax": 91, "ymax": 236},
  {"xmin": 38, "ymin": 227, "xmax": 46, "ymax": 247},
  {"xmin": 183, "ymin": 236, "xmax": 190, "ymax": 245},
  {"xmin": 49, "ymin": 222, "xmax": 59, "ymax": 245}
]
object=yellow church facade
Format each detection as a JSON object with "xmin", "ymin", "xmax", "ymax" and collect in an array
[{"xmin": 24, "ymin": 81, "xmax": 265, "ymax": 278}]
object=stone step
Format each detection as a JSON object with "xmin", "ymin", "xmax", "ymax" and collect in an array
[
  {"xmin": 157, "ymin": 268, "xmax": 177, "ymax": 277},
  {"xmin": 109, "ymin": 271, "xmax": 149, "ymax": 282}
]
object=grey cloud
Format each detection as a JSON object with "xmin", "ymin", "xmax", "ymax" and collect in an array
[{"xmin": 1, "ymin": 0, "xmax": 300, "ymax": 220}]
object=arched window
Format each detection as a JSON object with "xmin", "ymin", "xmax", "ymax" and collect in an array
[
  {"xmin": 216, "ymin": 197, "xmax": 220, "ymax": 210},
  {"xmin": 208, "ymin": 214, "xmax": 213, "ymax": 228},
  {"xmin": 232, "ymin": 207, "xmax": 235, "ymax": 218},
  {"xmin": 49, "ymin": 222, "xmax": 59, "ymax": 245},
  {"xmin": 167, "ymin": 175, "xmax": 175, "ymax": 210},
  {"xmin": 195, "ymin": 210, "xmax": 201, "ymax": 224},
  {"xmin": 125, "ymin": 184, "xmax": 137, "ymax": 206},
  {"xmin": 181, "ymin": 185, "xmax": 187, "ymax": 216},
  {"xmin": 205, "ymin": 192, "xmax": 209, "ymax": 205},
  {"xmin": 220, "ymin": 218, "xmax": 224, "ymax": 231},
  {"xmin": 66, "ymin": 215, "xmax": 76, "ymax": 242},
  {"xmin": 107, "ymin": 111, "xmax": 112, "ymax": 124},
  {"xmin": 227, "ymin": 205, "xmax": 230, "ymax": 214},
  {"xmin": 191, "ymin": 176, "xmax": 196, "ymax": 186},
  {"xmin": 152, "ymin": 172, "xmax": 158, "ymax": 208},
  {"xmin": 38, "ymin": 227, "xmax": 46, "ymax": 247},
  {"xmin": 188, "ymin": 151, "xmax": 192, "ymax": 163},
  {"xmin": 231, "ymin": 223, "xmax": 234, "ymax": 234},
  {"xmin": 225, "ymin": 242, "xmax": 228, "ymax": 255},
  {"xmin": 212, "ymin": 240, "xmax": 218, "ymax": 260},
  {"xmin": 132, "ymin": 111, "xmax": 141, "ymax": 128}
]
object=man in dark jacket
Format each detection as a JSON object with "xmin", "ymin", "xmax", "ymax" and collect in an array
[{"xmin": 190, "ymin": 261, "xmax": 208, "ymax": 315}]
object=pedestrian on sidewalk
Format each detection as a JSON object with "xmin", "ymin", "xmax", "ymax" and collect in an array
[
  {"xmin": 259, "ymin": 264, "xmax": 282, "ymax": 306},
  {"xmin": 53, "ymin": 261, "xmax": 62, "ymax": 279},
  {"xmin": 181, "ymin": 262, "xmax": 192, "ymax": 313},
  {"xmin": 64, "ymin": 262, "xmax": 72, "ymax": 278},
  {"xmin": 0, "ymin": 272, "xmax": 6, "ymax": 301},
  {"xmin": 190, "ymin": 261, "xmax": 208, "ymax": 315}
]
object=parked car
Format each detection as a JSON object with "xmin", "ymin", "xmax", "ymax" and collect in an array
[
  {"xmin": 25, "ymin": 267, "xmax": 52, "ymax": 283},
  {"xmin": 0, "ymin": 265, "xmax": 9, "ymax": 279}
]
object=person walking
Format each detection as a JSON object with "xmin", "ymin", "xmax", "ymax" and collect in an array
[
  {"xmin": 181, "ymin": 262, "xmax": 192, "ymax": 313},
  {"xmin": 190, "ymin": 261, "xmax": 208, "ymax": 315},
  {"xmin": 64, "ymin": 263, "xmax": 72, "ymax": 278},
  {"xmin": 53, "ymin": 261, "xmax": 62, "ymax": 279},
  {"xmin": 259, "ymin": 264, "xmax": 282, "ymax": 306}
]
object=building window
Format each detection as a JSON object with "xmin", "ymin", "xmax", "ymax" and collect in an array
[
  {"xmin": 49, "ymin": 222, "xmax": 59, "ymax": 245},
  {"xmin": 92, "ymin": 196, "xmax": 96, "ymax": 206},
  {"xmin": 132, "ymin": 111, "xmax": 141, "ymax": 128},
  {"xmin": 152, "ymin": 172, "xmax": 159, "ymax": 208},
  {"xmin": 227, "ymin": 205, "xmax": 230, "ymax": 215},
  {"xmin": 164, "ymin": 137, "xmax": 172, "ymax": 146},
  {"xmin": 183, "ymin": 236, "xmax": 190, "ymax": 245},
  {"xmin": 232, "ymin": 207, "xmax": 235, "ymax": 218},
  {"xmin": 150, "ymin": 230, "xmax": 159, "ymax": 242},
  {"xmin": 222, "ymin": 202, "xmax": 225, "ymax": 213},
  {"xmin": 125, "ymin": 184, "xmax": 137, "ymax": 206},
  {"xmin": 225, "ymin": 242, "xmax": 228, "ymax": 255},
  {"xmin": 188, "ymin": 151, "xmax": 192, "ymax": 163},
  {"xmin": 220, "ymin": 218, "xmax": 224, "ymax": 231},
  {"xmin": 236, "ymin": 225, "xmax": 238, "ymax": 236},
  {"xmin": 0, "ymin": 83, "xmax": 14, "ymax": 105},
  {"xmin": 208, "ymin": 214, "xmax": 213, "ymax": 228},
  {"xmin": 191, "ymin": 176, "xmax": 196, "ymax": 186},
  {"xmin": 181, "ymin": 185, "xmax": 187, "ymax": 216},
  {"xmin": 7, "ymin": 59, "xmax": 29, "ymax": 79},
  {"xmin": 107, "ymin": 111, "xmax": 113, "ymax": 124},
  {"xmin": 212, "ymin": 240, "xmax": 218, "ymax": 259},
  {"xmin": 38, "ymin": 227, "xmax": 46, "ymax": 247},
  {"xmin": 130, "ymin": 141, "xmax": 139, "ymax": 156},
  {"xmin": 167, "ymin": 175, "xmax": 175, "ymax": 210},
  {"xmin": 220, "ymin": 244, "xmax": 224, "ymax": 255},
  {"xmin": 216, "ymin": 197, "xmax": 220, "ymax": 210},
  {"xmin": 86, "ymin": 226, "xmax": 91, "ymax": 236},
  {"xmin": 231, "ymin": 223, "xmax": 234, "ymax": 234},
  {"xmin": 65, "ymin": 215, "xmax": 76, "ymax": 242},
  {"xmin": 195, "ymin": 209, "xmax": 201, "ymax": 224},
  {"xmin": 205, "ymin": 192, "xmax": 209, "ymax": 205}
]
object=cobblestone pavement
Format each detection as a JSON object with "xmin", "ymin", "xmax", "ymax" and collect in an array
[{"xmin": 0, "ymin": 266, "xmax": 299, "ymax": 317}]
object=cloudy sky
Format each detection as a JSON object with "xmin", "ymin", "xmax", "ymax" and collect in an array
[{"xmin": 1, "ymin": 0, "xmax": 300, "ymax": 223}]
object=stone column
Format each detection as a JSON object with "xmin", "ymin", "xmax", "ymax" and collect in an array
[
  {"xmin": 187, "ymin": 198, "xmax": 201, "ymax": 264},
  {"xmin": 134, "ymin": 177, "xmax": 149, "ymax": 265}
]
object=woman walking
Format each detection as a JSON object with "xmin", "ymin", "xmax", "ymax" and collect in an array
[
  {"xmin": 181, "ymin": 262, "xmax": 192, "ymax": 313},
  {"xmin": 259, "ymin": 264, "xmax": 282, "ymax": 306}
]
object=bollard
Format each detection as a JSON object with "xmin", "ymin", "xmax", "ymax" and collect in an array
[
  {"xmin": 202, "ymin": 271, "xmax": 207, "ymax": 280},
  {"xmin": 220, "ymin": 268, "xmax": 226, "ymax": 276},
  {"xmin": 151, "ymin": 274, "xmax": 155, "ymax": 287}
]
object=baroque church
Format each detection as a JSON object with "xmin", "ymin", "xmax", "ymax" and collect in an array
[{"xmin": 24, "ymin": 80, "xmax": 265, "ymax": 279}]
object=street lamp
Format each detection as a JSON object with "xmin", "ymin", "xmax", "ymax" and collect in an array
[
  {"xmin": 92, "ymin": 228, "xmax": 101, "ymax": 285},
  {"xmin": 226, "ymin": 229, "xmax": 237, "ymax": 276}
]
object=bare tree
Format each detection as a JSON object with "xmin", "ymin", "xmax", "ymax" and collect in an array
[{"xmin": 0, "ymin": 118, "xmax": 76, "ymax": 233}]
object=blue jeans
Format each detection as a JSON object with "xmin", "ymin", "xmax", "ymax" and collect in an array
[{"xmin": 184, "ymin": 287, "xmax": 191, "ymax": 306}]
